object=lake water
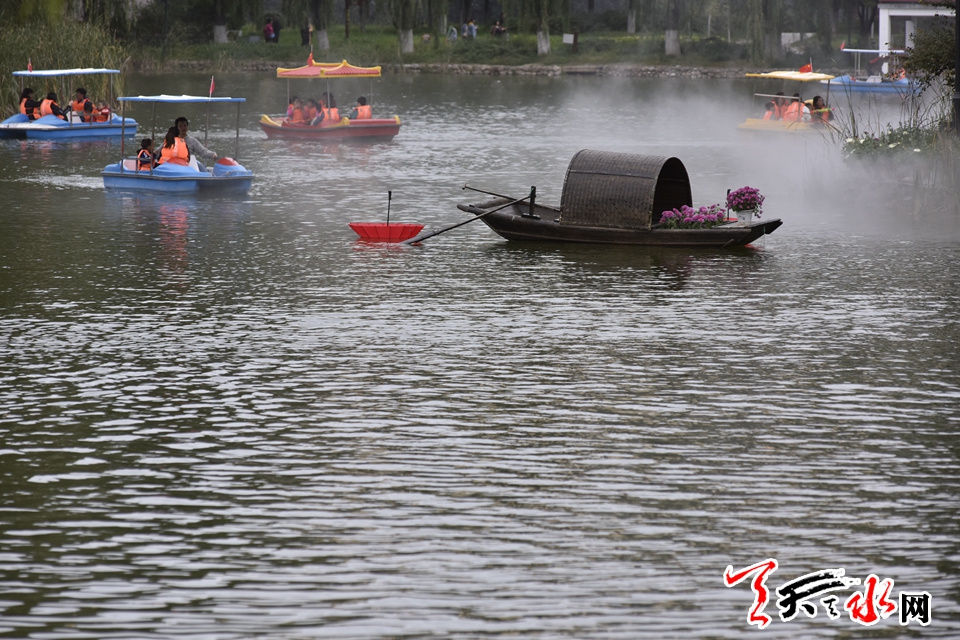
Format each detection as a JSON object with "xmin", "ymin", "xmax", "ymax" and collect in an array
[{"xmin": 1, "ymin": 72, "xmax": 958, "ymax": 638}]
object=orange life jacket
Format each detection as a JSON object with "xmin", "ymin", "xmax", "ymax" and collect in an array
[
  {"xmin": 355, "ymin": 104, "xmax": 372, "ymax": 119},
  {"xmin": 159, "ymin": 137, "xmax": 189, "ymax": 166},
  {"xmin": 289, "ymin": 107, "xmax": 305, "ymax": 124},
  {"xmin": 781, "ymin": 100, "xmax": 802, "ymax": 122},
  {"xmin": 305, "ymin": 105, "xmax": 319, "ymax": 124},
  {"xmin": 93, "ymin": 108, "xmax": 110, "ymax": 123},
  {"xmin": 40, "ymin": 98, "xmax": 65, "ymax": 120},
  {"xmin": 71, "ymin": 97, "xmax": 91, "ymax": 112},
  {"xmin": 323, "ymin": 107, "xmax": 340, "ymax": 124},
  {"xmin": 20, "ymin": 98, "xmax": 39, "ymax": 119},
  {"xmin": 762, "ymin": 110, "xmax": 774, "ymax": 121},
  {"xmin": 137, "ymin": 149, "xmax": 154, "ymax": 170}
]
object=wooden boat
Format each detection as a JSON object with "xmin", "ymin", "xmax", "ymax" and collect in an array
[
  {"xmin": 0, "ymin": 67, "xmax": 137, "ymax": 140},
  {"xmin": 456, "ymin": 151, "xmax": 782, "ymax": 247},
  {"xmin": 737, "ymin": 70, "xmax": 836, "ymax": 135},
  {"xmin": 259, "ymin": 57, "xmax": 401, "ymax": 142},
  {"xmin": 101, "ymin": 95, "xmax": 252, "ymax": 194}
]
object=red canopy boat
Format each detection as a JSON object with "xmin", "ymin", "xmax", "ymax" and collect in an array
[{"xmin": 259, "ymin": 56, "xmax": 402, "ymax": 141}]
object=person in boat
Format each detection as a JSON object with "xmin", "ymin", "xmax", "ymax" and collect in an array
[
  {"xmin": 285, "ymin": 97, "xmax": 305, "ymax": 124},
  {"xmin": 304, "ymin": 98, "xmax": 323, "ymax": 126},
  {"xmin": 158, "ymin": 127, "xmax": 190, "ymax": 166},
  {"xmin": 286, "ymin": 96, "xmax": 299, "ymax": 119},
  {"xmin": 70, "ymin": 88, "xmax": 91, "ymax": 113},
  {"xmin": 137, "ymin": 138, "xmax": 155, "ymax": 170},
  {"xmin": 320, "ymin": 93, "xmax": 339, "ymax": 125},
  {"xmin": 175, "ymin": 116, "xmax": 218, "ymax": 162},
  {"xmin": 19, "ymin": 88, "xmax": 41, "ymax": 121},
  {"xmin": 347, "ymin": 96, "xmax": 372, "ymax": 120},
  {"xmin": 810, "ymin": 95, "xmax": 833, "ymax": 124},
  {"xmin": 93, "ymin": 101, "xmax": 111, "ymax": 122},
  {"xmin": 771, "ymin": 91, "xmax": 786, "ymax": 120},
  {"xmin": 39, "ymin": 92, "xmax": 67, "ymax": 120},
  {"xmin": 79, "ymin": 101, "xmax": 96, "ymax": 122},
  {"xmin": 781, "ymin": 93, "xmax": 807, "ymax": 122},
  {"xmin": 762, "ymin": 101, "xmax": 776, "ymax": 120}
]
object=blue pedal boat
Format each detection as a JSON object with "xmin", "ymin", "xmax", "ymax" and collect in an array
[
  {"xmin": 101, "ymin": 95, "xmax": 253, "ymax": 194},
  {"xmin": 0, "ymin": 68, "xmax": 137, "ymax": 140}
]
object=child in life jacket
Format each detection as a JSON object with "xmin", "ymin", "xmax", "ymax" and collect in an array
[
  {"xmin": 40, "ymin": 92, "xmax": 67, "ymax": 120},
  {"xmin": 285, "ymin": 97, "xmax": 305, "ymax": 124},
  {"xmin": 347, "ymin": 96, "xmax": 372, "ymax": 120},
  {"xmin": 762, "ymin": 102, "xmax": 775, "ymax": 120},
  {"xmin": 304, "ymin": 98, "xmax": 323, "ymax": 126},
  {"xmin": 137, "ymin": 138, "xmax": 155, "ymax": 170},
  {"xmin": 93, "ymin": 101, "xmax": 111, "ymax": 122},
  {"xmin": 19, "ymin": 88, "xmax": 41, "ymax": 120}
]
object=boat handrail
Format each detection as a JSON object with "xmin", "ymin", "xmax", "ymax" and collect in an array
[{"xmin": 119, "ymin": 95, "xmax": 246, "ymax": 103}]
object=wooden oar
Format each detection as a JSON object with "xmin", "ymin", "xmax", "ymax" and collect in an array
[{"xmin": 401, "ymin": 188, "xmax": 534, "ymax": 245}]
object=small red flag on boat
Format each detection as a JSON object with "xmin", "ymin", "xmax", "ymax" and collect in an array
[
  {"xmin": 209, "ymin": 76, "xmax": 215, "ymax": 97},
  {"xmin": 27, "ymin": 58, "xmax": 33, "ymax": 72},
  {"xmin": 799, "ymin": 63, "xmax": 812, "ymax": 73},
  {"xmin": 840, "ymin": 41, "xmax": 846, "ymax": 51}
]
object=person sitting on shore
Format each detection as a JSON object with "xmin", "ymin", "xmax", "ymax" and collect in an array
[
  {"xmin": 137, "ymin": 138, "xmax": 155, "ymax": 170},
  {"xmin": 158, "ymin": 127, "xmax": 189, "ymax": 166},
  {"xmin": 176, "ymin": 116, "xmax": 218, "ymax": 162},
  {"xmin": 490, "ymin": 21, "xmax": 505, "ymax": 36},
  {"xmin": 347, "ymin": 96, "xmax": 372, "ymax": 120},
  {"xmin": 40, "ymin": 92, "xmax": 66, "ymax": 120},
  {"xmin": 19, "ymin": 88, "xmax": 41, "ymax": 121},
  {"xmin": 810, "ymin": 95, "xmax": 833, "ymax": 124},
  {"xmin": 304, "ymin": 98, "xmax": 323, "ymax": 126},
  {"xmin": 70, "ymin": 88, "xmax": 91, "ymax": 113}
]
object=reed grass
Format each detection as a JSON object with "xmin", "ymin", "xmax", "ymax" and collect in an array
[{"xmin": 0, "ymin": 19, "xmax": 128, "ymax": 117}]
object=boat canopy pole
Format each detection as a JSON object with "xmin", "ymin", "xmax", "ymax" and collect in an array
[
  {"xmin": 235, "ymin": 102, "xmax": 241, "ymax": 161},
  {"xmin": 205, "ymin": 105, "xmax": 209, "ymax": 145},
  {"xmin": 402, "ymin": 188, "xmax": 535, "ymax": 245},
  {"xmin": 151, "ymin": 102, "xmax": 156, "ymax": 147},
  {"xmin": 119, "ymin": 101, "xmax": 126, "ymax": 173}
]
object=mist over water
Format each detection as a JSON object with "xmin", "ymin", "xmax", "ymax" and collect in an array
[{"xmin": 1, "ymin": 72, "xmax": 958, "ymax": 638}]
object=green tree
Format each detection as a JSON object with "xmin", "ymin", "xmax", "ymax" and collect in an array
[
  {"xmin": 904, "ymin": 14, "xmax": 955, "ymax": 90},
  {"xmin": 387, "ymin": 0, "xmax": 418, "ymax": 53},
  {"xmin": 748, "ymin": 0, "xmax": 780, "ymax": 63},
  {"xmin": 284, "ymin": 0, "xmax": 334, "ymax": 49}
]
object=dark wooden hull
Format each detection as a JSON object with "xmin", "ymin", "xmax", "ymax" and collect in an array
[{"xmin": 458, "ymin": 198, "xmax": 782, "ymax": 247}]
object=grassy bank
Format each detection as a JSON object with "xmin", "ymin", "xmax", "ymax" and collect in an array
[
  {"xmin": 130, "ymin": 24, "xmax": 772, "ymax": 72},
  {"xmin": 0, "ymin": 21, "xmax": 128, "ymax": 117}
]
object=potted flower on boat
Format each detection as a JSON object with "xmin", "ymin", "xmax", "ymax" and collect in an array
[
  {"xmin": 726, "ymin": 186, "xmax": 764, "ymax": 223},
  {"xmin": 659, "ymin": 203, "xmax": 728, "ymax": 229}
]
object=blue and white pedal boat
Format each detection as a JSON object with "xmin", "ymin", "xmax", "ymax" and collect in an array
[
  {"xmin": 101, "ymin": 95, "xmax": 253, "ymax": 194},
  {"xmin": 0, "ymin": 68, "xmax": 137, "ymax": 140}
]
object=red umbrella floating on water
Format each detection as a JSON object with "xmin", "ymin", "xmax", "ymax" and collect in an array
[{"xmin": 348, "ymin": 191, "xmax": 424, "ymax": 243}]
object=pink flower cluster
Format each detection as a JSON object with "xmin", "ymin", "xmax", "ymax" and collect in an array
[
  {"xmin": 659, "ymin": 204, "xmax": 727, "ymax": 229},
  {"xmin": 726, "ymin": 186, "xmax": 764, "ymax": 217}
]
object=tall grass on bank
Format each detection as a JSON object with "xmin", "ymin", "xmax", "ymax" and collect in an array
[
  {"xmin": 0, "ymin": 20, "xmax": 128, "ymax": 117},
  {"xmin": 833, "ymin": 87, "xmax": 960, "ymax": 219}
]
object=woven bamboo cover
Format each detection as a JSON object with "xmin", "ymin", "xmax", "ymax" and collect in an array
[{"xmin": 559, "ymin": 150, "xmax": 691, "ymax": 229}]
